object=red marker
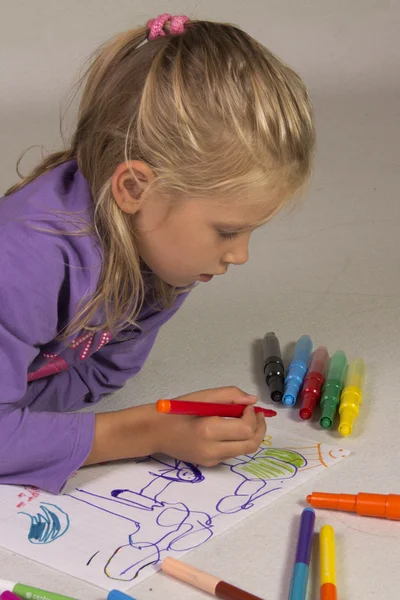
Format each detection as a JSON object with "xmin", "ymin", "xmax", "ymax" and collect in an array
[
  {"xmin": 156, "ymin": 399, "xmax": 277, "ymax": 418},
  {"xmin": 299, "ymin": 346, "xmax": 329, "ymax": 420}
]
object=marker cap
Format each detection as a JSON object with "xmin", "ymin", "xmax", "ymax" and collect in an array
[
  {"xmin": 268, "ymin": 375, "xmax": 284, "ymax": 402},
  {"xmin": 1, "ymin": 593, "xmax": 21, "ymax": 600},
  {"xmin": 320, "ymin": 583, "xmax": 337, "ymax": 600},
  {"xmin": 320, "ymin": 399, "xmax": 339, "ymax": 429},
  {"xmin": 156, "ymin": 399, "xmax": 171, "ymax": 413},
  {"xmin": 320, "ymin": 415, "xmax": 332, "ymax": 429},
  {"xmin": 108, "ymin": 591, "xmax": 136, "ymax": 600},
  {"xmin": 299, "ymin": 390, "xmax": 320, "ymax": 420},
  {"xmin": 338, "ymin": 407, "xmax": 356, "ymax": 436},
  {"xmin": 271, "ymin": 389, "xmax": 283, "ymax": 402},
  {"xmin": 0, "ymin": 583, "xmax": 15, "ymax": 596},
  {"xmin": 282, "ymin": 382, "xmax": 300, "ymax": 406},
  {"xmin": 299, "ymin": 406, "xmax": 312, "ymax": 420},
  {"xmin": 293, "ymin": 335, "xmax": 313, "ymax": 363},
  {"xmin": 295, "ymin": 508, "xmax": 315, "ymax": 564}
]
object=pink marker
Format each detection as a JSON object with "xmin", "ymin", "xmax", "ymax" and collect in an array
[{"xmin": 299, "ymin": 346, "xmax": 329, "ymax": 420}]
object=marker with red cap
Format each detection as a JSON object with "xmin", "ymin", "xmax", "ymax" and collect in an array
[
  {"xmin": 156, "ymin": 399, "xmax": 277, "ymax": 418},
  {"xmin": 299, "ymin": 346, "xmax": 329, "ymax": 420}
]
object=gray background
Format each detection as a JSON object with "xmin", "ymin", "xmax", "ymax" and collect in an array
[{"xmin": 1, "ymin": 1, "xmax": 399, "ymax": 599}]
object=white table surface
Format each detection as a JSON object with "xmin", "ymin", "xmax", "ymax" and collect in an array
[{"xmin": 1, "ymin": 1, "xmax": 399, "ymax": 599}]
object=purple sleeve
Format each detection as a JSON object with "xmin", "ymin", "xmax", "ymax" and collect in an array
[
  {"xmin": 73, "ymin": 294, "xmax": 188, "ymax": 403},
  {"xmin": 0, "ymin": 228, "xmax": 95, "ymax": 494},
  {"xmin": 26, "ymin": 293, "xmax": 189, "ymax": 413},
  {"xmin": 74, "ymin": 329, "xmax": 159, "ymax": 401},
  {"xmin": 0, "ymin": 180, "xmax": 188, "ymax": 493},
  {"xmin": 26, "ymin": 328, "xmax": 159, "ymax": 413},
  {"xmin": 1, "ymin": 291, "xmax": 188, "ymax": 493}
]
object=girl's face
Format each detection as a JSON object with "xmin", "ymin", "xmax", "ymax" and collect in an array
[{"xmin": 135, "ymin": 191, "xmax": 281, "ymax": 288}]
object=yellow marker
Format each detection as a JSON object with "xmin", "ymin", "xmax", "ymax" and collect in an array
[
  {"xmin": 338, "ymin": 358, "xmax": 365, "ymax": 436},
  {"xmin": 320, "ymin": 525, "xmax": 337, "ymax": 600}
]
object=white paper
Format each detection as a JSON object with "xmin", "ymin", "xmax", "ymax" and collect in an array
[{"xmin": 0, "ymin": 429, "xmax": 349, "ymax": 590}]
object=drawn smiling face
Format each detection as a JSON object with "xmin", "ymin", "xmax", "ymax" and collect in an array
[
  {"xmin": 177, "ymin": 469, "xmax": 198, "ymax": 481},
  {"xmin": 157, "ymin": 461, "xmax": 205, "ymax": 484},
  {"xmin": 176, "ymin": 464, "xmax": 204, "ymax": 483}
]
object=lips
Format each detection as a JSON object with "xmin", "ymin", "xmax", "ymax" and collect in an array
[{"xmin": 198, "ymin": 274, "xmax": 214, "ymax": 282}]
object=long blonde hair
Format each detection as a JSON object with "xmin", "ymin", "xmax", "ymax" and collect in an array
[{"xmin": 5, "ymin": 18, "xmax": 315, "ymax": 336}]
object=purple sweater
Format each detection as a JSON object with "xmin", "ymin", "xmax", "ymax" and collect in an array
[{"xmin": 0, "ymin": 162, "xmax": 187, "ymax": 494}]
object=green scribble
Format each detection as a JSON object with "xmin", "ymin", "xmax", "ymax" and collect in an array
[
  {"xmin": 257, "ymin": 449, "xmax": 307, "ymax": 468},
  {"xmin": 239, "ymin": 449, "xmax": 307, "ymax": 480}
]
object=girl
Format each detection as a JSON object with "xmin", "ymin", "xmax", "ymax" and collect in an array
[{"xmin": 0, "ymin": 14, "xmax": 315, "ymax": 493}]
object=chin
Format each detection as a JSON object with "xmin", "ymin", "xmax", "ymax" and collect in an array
[
  {"xmin": 159, "ymin": 274, "xmax": 196, "ymax": 288},
  {"xmin": 173, "ymin": 279, "xmax": 197, "ymax": 288}
]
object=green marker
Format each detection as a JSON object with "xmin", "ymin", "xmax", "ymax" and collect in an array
[
  {"xmin": 319, "ymin": 351, "xmax": 348, "ymax": 429},
  {"xmin": 0, "ymin": 581, "xmax": 77, "ymax": 600}
]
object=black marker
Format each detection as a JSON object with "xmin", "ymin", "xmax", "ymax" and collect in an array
[{"xmin": 262, "ymin": 332, "xmax": 284, "ymax": 402}]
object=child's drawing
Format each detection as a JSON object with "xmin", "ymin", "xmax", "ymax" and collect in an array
[
  {"xmin": 216, "ymin": 446, "xmax": 307, "ymax": 514},
  {"xmin": 64, "ymin": 457, "xmax": 213, "ymax": 581},
  {"xmin": 104, "ymin": 502, "xmax": 213, "ymax": 581},
  {"xmin": 0, "ymin": 429, "xmax": 350, "ymax": 591},
  {"xmin": 18, "ymin": 502, "xmax": 70, "ymax": 544}
]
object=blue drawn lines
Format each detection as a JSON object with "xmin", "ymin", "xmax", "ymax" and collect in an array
[{"xmin": 19, "ymin": 503, "xmax": 70, "ymax": 544}]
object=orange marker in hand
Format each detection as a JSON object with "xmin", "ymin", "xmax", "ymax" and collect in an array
[{"xmin": 307, "ymin": 491, "xmax": 400, "ymax": 521}]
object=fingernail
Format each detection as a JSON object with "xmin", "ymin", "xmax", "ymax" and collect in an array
[{"xmin": 247, "ymin": 394, "xmax": 258, "ymax": 400}]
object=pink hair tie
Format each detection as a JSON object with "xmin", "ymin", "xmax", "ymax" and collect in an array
[{"xmin": 147, "ymin": 13, "xmax": 189, "ymax": 41}]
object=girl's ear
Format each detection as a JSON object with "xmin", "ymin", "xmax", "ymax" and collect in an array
[{"xmin": 111, "ymin": 160, "xmax": 154, "ymax": 214}]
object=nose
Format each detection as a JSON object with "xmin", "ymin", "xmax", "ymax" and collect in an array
[{"xmin": 222, "ymin": 239, "xmax": 249, "ymax": 266}]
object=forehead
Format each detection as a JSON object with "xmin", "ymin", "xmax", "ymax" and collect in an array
[
  {"xmin": 163, "ymin": 183, "xmax": 291, "ymax": 227},
  {"xmin": 203, "ymin": 190, "xmax": 287, "ymax": 227}
]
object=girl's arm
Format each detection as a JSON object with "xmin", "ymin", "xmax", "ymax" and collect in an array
[
  {"xmin": 0, "ymin": 177, "xmax": 187, "ymax": 493},
  {"xmin": 84, "ymin": 388, "xmax": 266, "ymax": 469},
  {"xmin": 0, "ymin": 235, "xmax": 96, "ymax": 493},
  {"xmin": 0, "ymin": 406, "xmax": 94, "ymax": 493}
]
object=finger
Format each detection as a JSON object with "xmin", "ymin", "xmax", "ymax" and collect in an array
[
  {"xmin": 213, "ymin": 436, "xmax": 264, "ymax": 461},
  {"xmin": 241, "ymin": 405, "xmax": 259, "ymax": 430},
  {"xmin": 255, "ymin": 412, "xmax": 267, "ymax": 442},
  {"xmin": 175, "ymin": 387, "xmax": 257, "ymax": 405},
  {"xmin": 198, "ymin": 414, "xmax": 258, "ymax": 442},
  {"xmin": 213, "ymin": 414, "xmax": 266, "ymax": 459},
  {"xmin": 210, "ymin": 386, "xmax": 258, "ymax": 405}
]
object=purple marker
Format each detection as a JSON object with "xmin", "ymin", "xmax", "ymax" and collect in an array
[{"xmin": 288, "ymin": 508, "xmax": 315, "ymax": 600}]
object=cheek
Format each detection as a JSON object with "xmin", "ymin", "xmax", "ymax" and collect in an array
[
  {"xmin": 166, "ymin": 220, "xmax": 213, "ymax": 254},
  {"xmin": 145, "ymin": 225, "xmax": 197, "ymax": 270}
]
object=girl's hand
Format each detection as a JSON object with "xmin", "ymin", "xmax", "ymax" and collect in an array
[
  {"xmin": 85, "ymin": 387, "xmax": 266, "ymax": 468},
  {"xmin": 153, "ymin": 386, "xmax": 267, "ymax": 466}
]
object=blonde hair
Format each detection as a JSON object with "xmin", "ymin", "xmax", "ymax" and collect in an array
[{"xmin": 5, "ymin": 19, "xmax": 315, "ymax": 336}]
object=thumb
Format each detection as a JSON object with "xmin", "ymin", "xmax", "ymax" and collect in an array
[{"xmin": 213, "ymin": 386, "xmax": 258, "ymax": 405}]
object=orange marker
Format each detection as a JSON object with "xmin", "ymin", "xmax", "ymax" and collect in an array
[{"xmin": 307, "ymin": 491, "xmax": 400, "ymax": 521}]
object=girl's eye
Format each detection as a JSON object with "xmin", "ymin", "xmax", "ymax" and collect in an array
[{"xmin": 218, "ymin": 231, "xmax": 239, "ymax": 240}]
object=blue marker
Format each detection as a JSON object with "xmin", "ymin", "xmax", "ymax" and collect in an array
[
  {"xmin": 288, "ymin": 507, "xmax": 315, "ymax": 600},
  {"xmin": 282, "ymin": 335, "xmax": 313, "ymax": 406},
  {"xmin": 108, "ymin": 591, "xmax": 136, "ymax": 600}
]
